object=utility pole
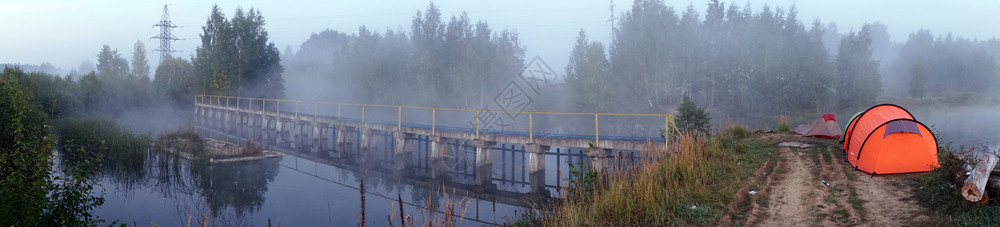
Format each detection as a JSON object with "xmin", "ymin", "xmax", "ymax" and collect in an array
[
  {"xmin": 152, "ymin": 4, "xmax": 180, "ymax": 62},
  {"xmin": 608, "ymin": 0, "xmax": 616, "ymax": 45}
]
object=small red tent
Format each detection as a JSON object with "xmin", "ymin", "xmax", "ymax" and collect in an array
[{"xmin": 793, "ymin": 114, "xmax": 841, "ymax": 139}]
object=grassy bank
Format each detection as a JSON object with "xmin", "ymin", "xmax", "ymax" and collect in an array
[
  {"xmin": 917, "ymin": 148, "xmax": 1000, "ymax": 226},
  {"xmin": 520, "ymin": 126, "xmax": 776, "ymax": 225}
]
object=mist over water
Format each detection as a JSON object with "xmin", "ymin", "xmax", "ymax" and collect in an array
[{"xmin": 910, "ymin": 105, "xmax": 1000, "ymax": 149}]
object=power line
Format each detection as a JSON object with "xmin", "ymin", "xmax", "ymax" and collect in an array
[{"xmin": 152, "ymin": 4, "xmax": 181, "ymax": 61}]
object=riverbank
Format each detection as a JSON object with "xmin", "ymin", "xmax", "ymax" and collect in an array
[
  {"xmin": 517, "ymin": 126, "xmax": 1000, "ymax": 225},
  {"xmin": 515, "ymin": 126, "xmax": 777, "ymax": 225}
]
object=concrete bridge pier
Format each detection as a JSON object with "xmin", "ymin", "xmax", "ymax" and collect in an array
[
  {"xmin": 313, "ymin": 123, "xmax": 324, "ymax": 152},
  {"xmin": 275, "ymin": 119, "xmax": 286, "ymax": 145},
  {"xmin": 393, "ymin": 132, "xmax": 413, "ymax": 172},
  {"xmin": 254, "ymin": 115, "xmax": 262, "ymax": 140},
  {"xmin": 219, "ymin": 110, "xmax": 228, "ymax": 131},
  {"xmin": 526, "ymin": 143, "xmax": 550, "ymax": 194},
  {"xmin": 587, "ymin": 147, "xmax": 612, "ymax": 172},
  {"xmin": 292, "ymin": 119, "xmax": 303, "ymax": 148},
  {"xmin": 228, "ymin": 110, "xmax": 238, "ymax": 134},
  {"xmin": 360, "ymin": 128, "xmax": 374, "ymax": 151},
  {"xmin": 430, "ymin": 136, "xmax": 449, "ymax": 179},
  {"xmin": 334, "ymin": 125, "xmax": 351, "ymax": 158},
  {"xmin": 237, "ymin": 113, "xmax": 247, "ymax": 137},
  {"xmin": 474, "ymin": 140, "xmax": 497, "ymax": 187},
  {"xmin": 261, "ymin": 116, "xmax": 271, "ymax": 143},
  {"xmin": 221, "ymin": 110, "xmax": 230, "ymax": 133},
  {"xmin": 357, "ymin": 128, "xmax": 376, "ymax": 164},
  {"xmin": 335, "ymin": 125, "xmax": 350, "ymax": 147},
  {"xmin": 207, "ymin": 108, "xmax": 215, "ymax": 128}
]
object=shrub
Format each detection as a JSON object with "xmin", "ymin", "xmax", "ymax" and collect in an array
[
  {"xmin": 0, "ymin": 73, "xmax": 106, "ymax": 225},
  {"xmin": 777, "ymin": 120, "xmax": 790, "ymax": 133},
  {"xmin": 725, "ymin": 125, "xmax": 752, "ymax": 139},
  {"xmin": 675, "ymin": 96, "xmax": 711, "ymax": 136}
]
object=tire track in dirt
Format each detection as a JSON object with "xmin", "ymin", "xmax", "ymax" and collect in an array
[
  {"xmin": 757, "ymin": 147, "xmax": 817, "ymax": 226},
  {"xmin": 852, "ymin": 170, "xmax": 930, "ymax": 225},
  {"xmin": 818, "ymin": 146, "xmax": 863, "ymax": 225},
  {"xmin": 746, "ymin": 137, "xmax": 932, "ymax": 226}
]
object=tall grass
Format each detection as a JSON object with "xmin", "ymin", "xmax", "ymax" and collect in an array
[
  {"xmin": 916, "ymin": 147, "xmax": 1000, "ymax": 225},
  {"xmin": 777, "ymin": 115, "xmax": 791, "ymax": 133},
  {"xmin": 56, "ymin": 118, "xmax": 151, "ymax": 171},
  {"xmin": 527, "ymin": 127, "xmax": 772, "ymax": 225}
]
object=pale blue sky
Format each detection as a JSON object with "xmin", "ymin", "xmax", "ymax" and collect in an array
[{"xmin": 1, "ymin": 0, "xmax": 998, "ymax": 74}]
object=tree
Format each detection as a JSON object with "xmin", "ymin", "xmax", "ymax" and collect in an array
[
  {"xmin": 610, "ymin": 0, "xmax": 678, "ymax": 111},
  {"xmin": 835, "ymin": 25, "xmax": 881, "ymax": 109},
  {"xmin": 565, "ymin": 30, "xmax": 611, "ymax": 112},
  {"xmin": 131, "ymin": 40, "xmax": 150, "ymax": 81},
  {"xmin": 96, "ymin": 45, "xmax": 130, "ymax": 79},
  {"xmin": 154, "ymin": 56, "xmax": 195, "ymax": 107},
  {"xmin": 909, "ymin": 58, "xmax": 928, "ymax": 98},
  {"xmin": 193, "ymin": 5, "xmax": 284, "ymax": 99},
  {"xmin": 674, "ymin": 95, "xmax": 711, "ymax": 135}
]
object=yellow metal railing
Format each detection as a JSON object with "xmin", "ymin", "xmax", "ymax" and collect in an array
[{"xmin": 196, "ymin": 94, "xmax": 679, "ymax": 150}]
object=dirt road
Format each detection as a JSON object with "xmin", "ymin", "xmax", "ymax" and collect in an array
[{"xmin": 746, "ymin": 139, "xmax": 929, "ymax": 226}]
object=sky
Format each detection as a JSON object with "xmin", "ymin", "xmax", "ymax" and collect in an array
[{"xmin": 1, "ymin": 0, "xmax": 998, "ymax": 76}]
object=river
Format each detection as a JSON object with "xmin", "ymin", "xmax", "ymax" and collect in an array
[{"xmin": 86, "ymin": 128, "xmax": 637, "ymax": 226}]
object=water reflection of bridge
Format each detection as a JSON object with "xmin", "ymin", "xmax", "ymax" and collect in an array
[{"xmin": 194, "ymin": 95, "xmax": 675, "ymax": 197}]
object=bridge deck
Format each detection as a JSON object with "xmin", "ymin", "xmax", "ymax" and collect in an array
[{"xmin": 196, "ymin": 102, "xmax": 669, "ymax": 151}]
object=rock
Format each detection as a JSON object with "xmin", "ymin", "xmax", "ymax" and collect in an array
[{"xmin": 778, "ymin": 141, "xmax": 817, "ymax": 148}]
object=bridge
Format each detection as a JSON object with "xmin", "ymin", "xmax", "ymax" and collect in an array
[{"xmin": 193, "ymin": 95, "xmax": 676, "ymax": 196}]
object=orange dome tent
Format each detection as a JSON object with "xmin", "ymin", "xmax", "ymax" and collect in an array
[{"xmin": 843, "ymin": 104, "xmax": 939, "ymax": 174}]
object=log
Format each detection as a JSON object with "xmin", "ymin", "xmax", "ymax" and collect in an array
[{"xmin": 963, "ymin": 152, "xmax": 999, "ymax": 202}]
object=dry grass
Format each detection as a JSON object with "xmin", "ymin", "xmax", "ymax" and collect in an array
[{"xmin": 525, "ymin": 128, "xmax": 773, "ymax": 225}]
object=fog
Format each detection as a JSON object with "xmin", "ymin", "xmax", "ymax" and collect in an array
[
  {"xmin": 7, "ymin": 1, "xmax": 1000, "ymax": 225},
  {"xmin": 2, "ymin": 0, "xmax": 999, "ymax": 144}
]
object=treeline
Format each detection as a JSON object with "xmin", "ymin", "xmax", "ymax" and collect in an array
[
  {"xmin": 284, "ymin": 3, "xmax": 524, "ymax": 107},
  {"xmin": 5, "ymin": 43, "xmax": 194, "ymax": 125},
  {"xmin": 567, "ymin": 0, "xmax": 881, "ymax": 120},
  {"xmin": 886, "ymin": 30, "xmax": 1000, "ymax": 98},
  {"xmin": 6, "ymin": 5, "xmax": 282, "ymax": 127}
]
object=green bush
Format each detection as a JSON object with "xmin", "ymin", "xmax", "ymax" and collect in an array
[
  {"xmin": 0, "ymin": 73, "xmax": 106, "ymax": 225},
  {"xmin": 675, "ymin": 96, "xmax": 712, "ymax": 136},
  {"xmin": 777, "ymin": 120, "xmax": 790, "ymax": 133},
  {"xmin": 725, "ymin": 125, "xmax": 752, "ymax": 139}
]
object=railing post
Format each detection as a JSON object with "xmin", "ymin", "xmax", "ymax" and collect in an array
[
  {"xmin": 475, "ymin": 111, "xmax": 480, "ymax": 138},
  {"xmin": 594, "ymin": 114, "xmax": 599, "ymax": 146},
  {"xmin": 665, "ymin": 115, "xmax": 669, "ymax": 151},
  {"xmin": 361, "ymin": 105, "xmax": 366, "ymax": 123},
  {"xmin": 397, "ymin": 106, "xmax": 402, "ymax": 130},
  {"xmin": 338, "ymin": 103, "xmax": 342, "ymax": 121},
  {"xmin": 432, "ymin": 108, "xmax": 436, "ymax": 136},
  {"xmin": 529, "ymin": 112, "xmax": 534, "ymax": 143}
]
